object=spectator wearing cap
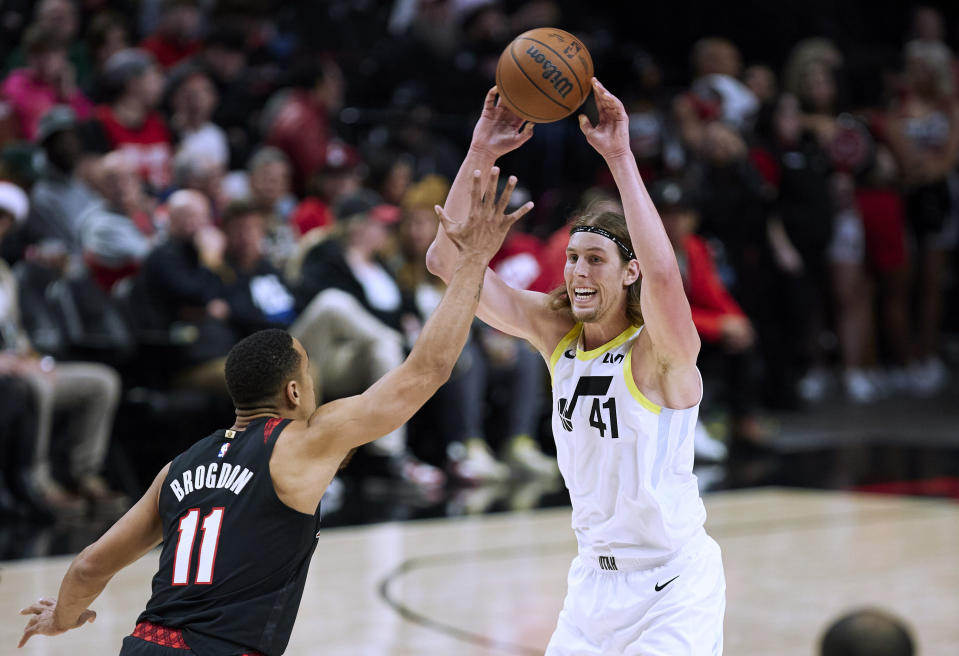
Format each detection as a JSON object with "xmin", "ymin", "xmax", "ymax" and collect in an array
[
  {"xmin": 139, "ymin": 0, "xmax": 203, "ymax": 70},
  {"xmin": 3, "ymin": 0, "xmax": 92, "ymax": 91},
  {"xmin": 0, "ymin": 21, "xmax": 93, "ymax": 141},
  {"xmin": 26, "ymin": 105, "xmax": 100, "ymax": 254},
  {"xmin": 167, "ymin": 65, "xmax": 229, "ymax": 170},
  {"xmin": 82, "ymin": 48, "xmax": 172, "ymax": 192},
  {"xmin": 0, "ymin": 180, "xmax": 126, "ymax": 516},
  {"xmin": 79, "ymin": 151, "xmax": 159, "ymax": 291},
  {"xmin": 262, "ymin": 59, "xmax": 345, "ymax": 194},
  {"xmin": 292, "ymin": 188, "xmax": 445, "ymax": 489},
  {"xmin": 289, "ymin": 143, "xmax": 363, "ymax": 237},
  {"xmin": 651, "ymin": 179, "xmax": 764, "ymax": 454},
  {"xmin": 295, "ymin": 189, "xmax": 411, "ymax": 330}
]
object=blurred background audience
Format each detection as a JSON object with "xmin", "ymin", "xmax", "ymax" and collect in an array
[{"xmin": 1, "ymin": 0, "xmax": 958, "ymax": 523}]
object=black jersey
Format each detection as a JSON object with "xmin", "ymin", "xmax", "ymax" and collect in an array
[{"xmin": 138, "ymin": 417, "xmax": 321, "ymax": 656}]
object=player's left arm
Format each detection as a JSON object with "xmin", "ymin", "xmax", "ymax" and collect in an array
[
  {"xmin": 580, "ymin": 78, "xmax": 700, "ymax": 370},
  {"xmin": 18, "ymin": 463, "xmax": 168, "ymax": 648}
]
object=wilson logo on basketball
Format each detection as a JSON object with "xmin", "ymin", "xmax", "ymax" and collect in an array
[
  {"xmin": 563, "ymin": 42, "xmax": 581, "ymax": 59},
  {"xmin": 525, "ymin": 45, "xmax": 574, "ymax": 99}
]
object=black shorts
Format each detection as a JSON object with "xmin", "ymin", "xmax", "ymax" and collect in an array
[{"xmin": 119, "ymin": 635, "xmax": 195, "ymax": 655}]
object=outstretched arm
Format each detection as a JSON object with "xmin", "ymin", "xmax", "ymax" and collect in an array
[
  {"xmin": 427, "ymin": 86, "xmax": 533, "ymax": 279},
  {"xmin": 427, "ymin": 88, "xmax": 571, "ymax": 351},
  {"xmin": 18, "ymin": 464, "xmax": 168, "ymax": 648},
  {"xmin": 579, "ymin": 78, "xmax": 700, "ymax": 368},
  {"xmin": 307, "ymin": 169, "xmax": 533, "ymax": 454}
]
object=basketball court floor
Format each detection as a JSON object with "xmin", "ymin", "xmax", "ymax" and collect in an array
[
  {"xmin": 2, "ymin": 488, "xmax": 958, "ymax": 655},
  {"xmin": 3, "ymin": 387, "xmax": 959, "ymax": 655}
]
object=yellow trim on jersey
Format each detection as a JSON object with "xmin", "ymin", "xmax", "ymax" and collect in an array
[
  {"xmin": 576, "ymin": 324, "xmax": 641, "ymax": 361},
  {"xmin": 623, "ymin": 348, "xmax": 663, "ymax": 415},
  {"xmin": 549, "ymin": 323, "xmax": 583, "ymax": 383}
]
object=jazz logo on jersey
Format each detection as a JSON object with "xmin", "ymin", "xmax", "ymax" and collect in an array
[
  {"xmin": 217, "ymin": 443, "xmax": 230, "ymax": 458},
  {"xmin": 557, "ymin": 375, "xmax": 620, "ymax": 438}
]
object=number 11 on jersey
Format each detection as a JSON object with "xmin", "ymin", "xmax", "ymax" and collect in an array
[{"xmin": 172, "ymin": 507, "xmax": 225, "ymax": 585}]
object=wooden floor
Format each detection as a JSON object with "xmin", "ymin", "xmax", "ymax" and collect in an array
[{"xmin": 3, "ymin": 488, "xmax": 958, "ymax": 655}]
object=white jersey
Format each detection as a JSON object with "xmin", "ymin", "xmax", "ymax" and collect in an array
[{"xmin": 549, "ymin": 323, "xmax": 706, "ymax": 566}]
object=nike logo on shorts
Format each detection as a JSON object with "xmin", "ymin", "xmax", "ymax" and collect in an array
[{"xmin": 654, "ymin": 575, "xmax": 679, "ymax": 591}]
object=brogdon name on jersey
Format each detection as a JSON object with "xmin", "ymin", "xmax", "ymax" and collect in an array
[
  {"xmin": 549, "ymin": 323, "xmax": 706, "ymax": 567},
  {"xmin": 167, "ymin": 460, "xmax": 254, "ymax": 501}
]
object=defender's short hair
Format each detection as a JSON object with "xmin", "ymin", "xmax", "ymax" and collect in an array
[
  {"xmin": 225, "ymin": 329, "xmax": 301, "ymax": 407},
  {"xmin": 820, "ymin": 608, "xmax": 915, "ymax": 656}
]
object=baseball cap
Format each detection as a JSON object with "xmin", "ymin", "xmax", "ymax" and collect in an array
[
  {"xmin": 0, "ymin": 181, "xmax": 29, "ymax": 223},
  {"xmin": 334, "ymin": 189, "xmax": 400, "ymax": 225},
  {"xmin": 322, "ymin": 141, "xmax": 361, "ymax": 173},
  {"xmin": 35, "ymin": 105, "xmax": 77, "ymax": 144},
  {"xmin": 648, "ymin": 179, "xmax": 696, "ymax": 213}
]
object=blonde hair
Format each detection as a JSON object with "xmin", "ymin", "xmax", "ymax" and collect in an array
[
  {"xmin": 401, "ymin": 174, "xmax": 450, "ymax": 210},
  {"xmin": 547, "ymin": 210, "xmax": 644, "ymax": 326}
]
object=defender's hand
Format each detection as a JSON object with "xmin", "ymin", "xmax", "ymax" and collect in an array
[
  {"xmin": 434, "ymin": 167, "xmax": 533, "ymax": 262},
  {"xmin": 578, "ymin": 78, "xmax": 631, "ymax": 160},
  {"xmin": 471, "ymin": 87, "xmax": 535, "ymax": 159},
  {"xmin": 18, "ymin": 598, "xmax": 96, "ymax": 648}
]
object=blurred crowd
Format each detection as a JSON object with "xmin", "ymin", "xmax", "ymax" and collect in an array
[{"xmin": 1, "ymin": 0, "xmax": 957, "ymax": 522}]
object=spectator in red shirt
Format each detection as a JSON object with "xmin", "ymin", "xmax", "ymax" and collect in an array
[
  {"xmin": 1, "ymin": 22, "xmax": 92, "ymax": 141},
  {"xmin": 289, "ymin": 143, "xmax": 363, "ymax": 237},
  {"xmin": 650, "ymin": 179, "xmax": 766, "ymax": 450},
  {"xmin": 139, "ymin": 0, "xmax": 203, "ymax": 70},
  {"xmin": 262, "ymin": 59, "xmax": 344, "ymax": 194},
  {"xmin": 81, "ymin": 49, "xmax": 172, "ymax": 193},
  {"xmin": 80, "ymin": 151, "xmax": 159, "ymax": 291}
]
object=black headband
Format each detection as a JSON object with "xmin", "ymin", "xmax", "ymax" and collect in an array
[{"xmin": 570, "ymin": 225, "xmax": 636, "ymax": 260}]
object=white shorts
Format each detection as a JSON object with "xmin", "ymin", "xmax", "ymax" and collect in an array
[{"xmin": 545, "ymin": 531, "xmax": 726, "ymax": 655}]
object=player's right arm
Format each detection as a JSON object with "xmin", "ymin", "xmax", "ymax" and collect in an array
[
  {"xmin": 306, "ymin": 168, "xmax": 532, "ymax": 453},
  {"xmin": 18, "ymin": 463, "xmax": 169, "ymax": 648},
  {"xmin": 426, "ymin": 87, "xmax": 570, "ymax": 354}
]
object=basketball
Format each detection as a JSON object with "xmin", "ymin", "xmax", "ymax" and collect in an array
[{"xmin": 495, "ymin": 27, "xmax": 594, "ymax": 123}]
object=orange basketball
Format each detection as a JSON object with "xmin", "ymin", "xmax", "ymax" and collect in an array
[{"xmin": 495, "ymin": 28, "xmax": 593, "ymax": 123}]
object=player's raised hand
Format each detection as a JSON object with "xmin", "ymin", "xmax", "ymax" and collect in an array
[
  {"xmin": 579, "ymin": 78, "xmax": 631, "ymax": 160},
  {"xmin": 434, "ymin": 167, "xmax": 533, "ymax": 262},
  {"xmin": 471, "ymin": 87, "xmax": 535, "ymax": 159},
  {"xmin": 18, "ymin": 597, "xmax": 96, "ymax": 648}
]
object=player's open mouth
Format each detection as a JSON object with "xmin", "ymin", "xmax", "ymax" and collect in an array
[{"xmin": 573, "ymin": 288, "xmax": 596, "ymax": 300}]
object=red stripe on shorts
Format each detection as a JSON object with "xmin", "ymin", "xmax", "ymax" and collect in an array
[
  {"xmin": 130, "ymin": 621, "xmax": 266, "ymax": 655},
  {"xmin": 131, "ymin": 621, "xmax": 190, "ymax": 649}
]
